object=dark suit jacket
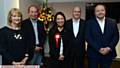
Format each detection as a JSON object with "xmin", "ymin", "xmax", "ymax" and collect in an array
[
  {"xmin": 66, "ymin": 19, "xmax": 86, "ymax": 57},
  {"xmin": 85, "ymin": 17, "xmax": 119, "ymax": 59},
  {"xmin": 21, "ymin": 18, "xmax": 46, "ymax": 60},
  {"xmin": 49, "ymin": 25, "xmax": 70, "ymax": 59}
]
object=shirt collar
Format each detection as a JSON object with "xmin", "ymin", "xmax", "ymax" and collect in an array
[
  {"xmin": 96, "ymin": 17, "xmax": 105, "ymax": 23},
  {"xmin": 73, "ymin": 18, "xmax": 80, "ymax": 23},
  {"xmin": 30, "ymin": 18, "xmax": 38, "ymax": 23}
]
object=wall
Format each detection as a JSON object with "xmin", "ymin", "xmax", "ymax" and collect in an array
[
  {"xmin": 0, "ymin": 0, "xmax": 19, "ymax": 28},
  {"xmin": 0, "ymin": 0, "xmax": 5, "ymax": 28},
  {"xmin": 116, "ymin": 24, "xmax": 120, "ymax": 58},
  {"xmin": 46, "ymin": 0, "xmax": 120, "ymax": 3},
  {"xmin": 48, "ymin": 2, "xmax": 86, "ymax": 20}
]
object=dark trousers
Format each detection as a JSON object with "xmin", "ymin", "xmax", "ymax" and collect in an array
[
  {"xmin": 66, "ymin": 55, "xmax": 84, "ymax": 68},
  {"xmin": 49, "ymin": 58, "xmax": 64, "ymax": 68},
  {"xmin": 88, "ymin": 57, "xmax": 112, "ymax": 68}
]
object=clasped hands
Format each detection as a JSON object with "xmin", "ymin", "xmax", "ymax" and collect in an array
[
  {"xmin": 35, "ymin": 46, "xmax": 43, "ymax": 52},
  {"xmin": 58, "ymin": 54, "xmax": 64, "ymax": 61},
  {"xmin": 99, "ymin": 47, "xmax": 111, "ymax": 55},
  {"xmin": 12, "ymin": 54, "xmax": 29, "ymax": 65}
]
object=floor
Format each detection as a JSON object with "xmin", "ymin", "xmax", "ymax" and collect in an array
[
  {"xmin": 84, "ymin": 57, "xmax": 120, "ymax": 68},
  {"xmin": 43, "ymin": 57, "xmax": 120, "ymax": 68}
]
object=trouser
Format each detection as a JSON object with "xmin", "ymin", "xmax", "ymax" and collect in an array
[
  {"xmin": 28, "ymin": 52, "xmax": 42, "ymax": 68},
  {"xmin": 66, "ymin": 55, "xmax": 84, "ymax": 68},
  {"xmin": 49, "ymin": 58, "xmax": 64, "ymax": 68},
  {"xmin": 88, "ymin": 57, "xmax": 112, "ymax": 68}
]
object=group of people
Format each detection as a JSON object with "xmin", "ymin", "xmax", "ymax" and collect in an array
[
  {"xmin": 0, "ymin": 4, "xmax": 119, "ymax": 68},
  {"xmin": 0, "ymin": 5, "xmax": 46, "ymax": 66}
]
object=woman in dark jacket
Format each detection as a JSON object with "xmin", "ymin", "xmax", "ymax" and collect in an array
[
  {"xmin": 0, "ymin": 8, "xmax": 29, "ymax": 65},
  {"xmin": 48, "ymin": 12, "xmax": 70, "ymax": 68}
]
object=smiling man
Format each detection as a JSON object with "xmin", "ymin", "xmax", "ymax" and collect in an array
[
  {"xmin": 65, "ymin": 6, "xmax": 86, "ymax": 68},
  {"xmin": 85, "ymin": 4, "xmax": 119, "ymax": 68},
  {"xmin": 21, "ymin": 5, "xmax": 46, "ymax": 67}
]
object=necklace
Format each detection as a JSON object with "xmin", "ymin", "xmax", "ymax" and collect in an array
[{"xmin": 7, "ymin": 25, "xmax": 21, "ymax": 30}]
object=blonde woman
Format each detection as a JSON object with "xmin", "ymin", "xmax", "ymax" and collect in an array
[{"xmin": 0, "ymin": 8, "xmax": 29, "ymax": 65}]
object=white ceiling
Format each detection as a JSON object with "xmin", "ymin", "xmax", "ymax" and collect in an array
[{"xmin": 37, "ymin": 0, "xmax": 120, "ymax": 3}]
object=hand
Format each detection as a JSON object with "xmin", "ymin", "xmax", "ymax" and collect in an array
[
  {"xmin": 58, "ymin": 54, "xmax": 64, "ymax": 61},
  {"xmin": 21, "ymin": 57, "xmax": 28, "ymax": 65},
  {"xmin": 106, "ymin": 47, "xmax": 111, "ymax": 51},
  {"xmin": 35, "ymin": 46, "xmax": 43, "ymax": 52},
  {"xmin": 99, "ymin": 48, "xmax": 106, "ymax": 55},
  {"xmin": 99, "ymin": 47, "xmax": 111, "ymax": 55},
  {"xmin": 12, "ymin": 61, "xmax": 22, "ymax": 65},
  {"xmin": 99, "ymin": 48, "xmax": 104, "ymax": 54},
  {"xmin": 103, "ymin": 47, "xmax": 111, "ymax": 55},
  {"xmin": 20, "ymin": 53, "xmax": 29, "ymax": 65},
  {"xmin": 44, "ymin": 53, "xmax": 50, "ymax": 58},
  {"xmin": 14, "ymin": 65, "xmax": 24, "ymax": 68},
  {"xmin": 12, "ymin": 55, "xmax": 29, "ymax": 65}
]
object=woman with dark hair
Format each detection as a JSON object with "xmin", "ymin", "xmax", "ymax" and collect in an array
[{"xmin": 48, "ymin": 12, "xmax": 70, "ymax": 68}]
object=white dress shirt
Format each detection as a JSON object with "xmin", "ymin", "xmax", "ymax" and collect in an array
[
  {"xmin": 31, "ymin": 19, "xmax": 39, "ymax": 45},
  {"xmin": 97, "ymin": 17, "xmax": 105, "ymax": 34},
  {"xmin": 59, "ymin": 38, "xmax": 63, "ymax": 55},
  {"xmin": 73, "ymin": 19, "xmax": 80, "ymax": 37}
]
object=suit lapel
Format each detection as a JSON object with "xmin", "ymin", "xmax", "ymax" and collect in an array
[
  {"xmin": 103, "ymin": 18, "xmax": 109, "ymax": 36},
  {"xmin": 70, "ymin": 20, "xmax": 75, "ymax": 38},
  {"xmin": 94, "ymin": 18, "xmax": 103, "ymax": 35},
  {"xmin": 37, "ymin": 21, "xmax": 40, "ymax": 38},
  {"xmin": 28, "ymin": 19, "xmax": 37, "ymax": 40},
  {"xmin": 28, "ymin": 19, "xmax": 35, "ymax": 32}
]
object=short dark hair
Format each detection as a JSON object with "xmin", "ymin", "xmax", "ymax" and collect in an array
[
  {"xmin": 94, "ymin": 4, "xmax": 106, "ymax": 11},
  {"xmin": 27, "ymin": 5, "xmax": 39, "ymax": 13}
]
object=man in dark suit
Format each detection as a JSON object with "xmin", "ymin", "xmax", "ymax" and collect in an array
[
  {"xmin": 21, "ymin": 5, "xmax": 46, "ymax": 66},
  {"xmin": 85, "ymin": 4, "xmax": 119, "ymax": 68},
  {"xmin": 65, "ymin": 6, "xmax": 86, "ymax": 68}
]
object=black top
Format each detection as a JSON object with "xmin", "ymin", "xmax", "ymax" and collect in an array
[
  {"xmin": 66, "ymin": 19, "xmax": 86, "ymax": 57},
  {"xmin": 49, "ymin": 25, "xmax": 70, "ymax": 59},
  {"xmin": 0, "ymin": 27, "xmax": 28, "ymax": 65}
]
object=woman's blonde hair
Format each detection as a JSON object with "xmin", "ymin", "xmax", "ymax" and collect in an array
[{"xmin": 7, "ymin": 8, "xmax": 22, "ymax": 27}]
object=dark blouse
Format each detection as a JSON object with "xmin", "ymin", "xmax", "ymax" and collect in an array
[
  {"xmin": 0, "ymin": 27, "xmax": 28, "ymax": 65},
  {"xmin": 49, "ymin": 26, "xmax": 70, "ymax": 59}
]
